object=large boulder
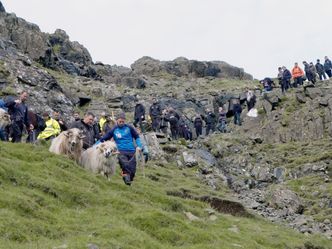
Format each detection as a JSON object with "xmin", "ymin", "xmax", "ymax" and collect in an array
[
  {"xmin": 267, "ymin": 188, "xmax": 304, "ymax": 214},
  {"xmin": 131, "ymin": 56, "xmax": 162, "ymax": 75}
]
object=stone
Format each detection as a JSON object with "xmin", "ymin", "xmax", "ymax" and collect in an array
[
  {"xmin": 273, "ymin": 167, "xmax": 285, "ymax": 182},
  {"xmin": 228, "ymin": 225, "xmax": 239, "ymax": 233},
  {"xmin": 209, "ymin": 215, "xmax": 218, "ymax": 221},
  {"xmin": 184, "ymin": 211, "xmax": 199, "ymax": 221},
  {"xmin": 268, "ymin": 188, "xmax": 304, "ymax": 214},
  {"xmin": 296, "ymin": 92, "xmax": 307, "ymax": 103},
  {"xmin": 305, "ymin": 87, "xmax": 323, "ymax": 99},
  {"xmin": 182, "ymin": 151, "xmax": 198, "ymax": 167},
  {"xmin": 87, "ymin": 244, "xmax": 99, "ymax": 249}
]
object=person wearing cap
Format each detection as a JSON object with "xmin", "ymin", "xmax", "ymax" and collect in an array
[
  {"xmin": 98, "ymin": 112, "xmax": 142, "ymax": 185},
  {"xmin": 37, "ymin": 112, "xmax": 61, "ymax": 140}
]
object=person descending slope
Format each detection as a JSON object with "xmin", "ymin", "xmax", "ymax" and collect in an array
[{"xmin": 98, "ymin": 113, "xmax": 142, "ymax": 186}]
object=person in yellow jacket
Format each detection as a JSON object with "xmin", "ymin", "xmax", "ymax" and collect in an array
[
  {"xmin": 37, "ymin": 112, "xmax": 61, "ymax": 140},
  {"xmin": 99, "ymin": 112, "xmax": 107, "ymax": 133}
]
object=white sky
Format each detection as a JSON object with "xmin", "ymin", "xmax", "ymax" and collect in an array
[{"xmin": 3, "ymin": 0, "xmax": 332, "ymax": 79}]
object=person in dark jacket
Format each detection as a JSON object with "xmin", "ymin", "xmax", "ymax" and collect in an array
[
  {"xmin": 193, "ymin": 114, "xmax": 203, "ymax": 137},
  {"xmin": 70, "ymin": 112, "xmax": 98, "ymax": 149},
  {"xmin": 5, "ymin": 91, "xmax": 32, "ymax": 142},
  {"xmin": 303, "ymin": 61, "xmax": 316, "ymax": 84},
  {"xmin": 233, "ymin": 101, "xmax": 242, "ymax": 126},
  {"xmin": 167, "ymin": 108, "xmax": 180, "ymax": 140},
  {"xmin": 133, "ymin": 100, "xmax": 145, "ymax": 132},
  {"xmin": 281, "ymin": 66, "xmax": 292, "ymax": 93},
  {"xmin": 149, "ymin": 98, "xmax": 162, "ymax": 132},
  {"xmin": 204, "ymin": 109, "xmax": 216, "ymax": 136},
  {"xmin": 98, "ymin": 112, "xmax": 142, "ymax": 186},
  {"xmin": 324, "ymin": 56, "xmax": 332, "ymax": 78},
  {"xmin": 261, "ymin": 77, "xmax": 274, "ymax": 92},
  {"xmin": 316, "ymin": 59, "xmax": 327, "ymax": 81}
]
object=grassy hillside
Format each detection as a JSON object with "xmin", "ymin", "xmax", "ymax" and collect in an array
[{"xmin": 0, "ymin": 142, "xmax": 330, "ymax": 249}]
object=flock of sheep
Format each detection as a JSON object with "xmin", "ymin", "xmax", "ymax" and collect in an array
[{"xmin": 49, "ymin": 128, "xmax": 119, "ymax": 180}]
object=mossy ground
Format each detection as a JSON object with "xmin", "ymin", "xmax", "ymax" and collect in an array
[{"xmin": 0, "ymin": 142, "xmax": 331, "ymax": 249}]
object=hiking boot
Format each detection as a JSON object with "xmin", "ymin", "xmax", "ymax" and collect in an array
[{"xmin": 122, "ymin": 174, "xmax": 131, "ymax": 186}]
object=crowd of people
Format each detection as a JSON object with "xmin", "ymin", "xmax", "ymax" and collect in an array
[
  {"xmin": 0, "ymin": 55, "xmax": 331, "ymax": 185},
  {"xmin": 261, "ymin": 56, "xmax": 332, "ymax": 94}
]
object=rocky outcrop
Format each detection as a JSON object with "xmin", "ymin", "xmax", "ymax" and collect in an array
[
  {"xmin": 131, "ymin": 56, "xmax": 253, "ymax": 80},
  {"xmin": 258, "ymin": 81, "xmax": 332, "ymax": 143},
  {"xmin": 0, "ymin": 1, "xmax": 5, "ymax": 13},
  {"xmin": 0, "ymin": 12, "xmax": 48, "ymax": 59}
]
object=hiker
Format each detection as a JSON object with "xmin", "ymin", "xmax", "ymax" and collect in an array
[
  {"xmin": 324, "ymin": 56, "xmax": 332, "ymax": 78},
  {"xmin": 303, "ymin": 61, "xmax": 315, "ymax": 84},
  {"xmin": 260, "ymin": 77, "xmax": 274, "ymax": 92},
  {"xmin": 133, "ymin": 99, "xmax": 146, "ymax": 132},
  {"xmin": 233, "ymin": 100, "xmax": 242, "ymax": 126},
  {"xmin": 309, "ymin": 62, "xmax": 317, "ymax": 84},
  {"xmin": 149, "ymin": 97, "xmax": 162, "ymax": 132},
  {"xmin": 26, "ymin": 111, "xmax": 46, "ymax": 143},
  {"xmin": 5, "ymin": 91, "xmax": 32, "ymax": 142},
  {"xmin": 102, "ymin": 115, "xmax": 115, "ymax": 135},
  {"xmin": 316, "ymin": 59, "xmax": 327, "ymax": 81},
  {"xmin": 98, "ymin": 112, "xmax": 142, "ymax": 186},
  {"xmin": 291, "ymin": 63, "xmax": 304, "ymax": 87},
  {"xmin": 70, "ymin": 112, "xmax": 99, "ymax": 149},
  {"xmin": 193, "ymin": 114, "xmax": 203, "ymax": 137},
  {"xmin": 281, "ymin": 66, "xmax": 292, "ymax": 93},
  {"xmin": 246, "ymin": 89, "xmax": 256, "ymax": 111},
  {"xmin": 167, "ymin": 108, "xmax": 180, "ymax": 140},
  {"xmin": 160, "ymin": 108, "xmax": 169, "ymax": 136},
  {"xmin": 98, "ymin": 112, "xmax": 107, "ymax": 133},
  {"xmin": 204, "ymin": 108, "xmax": 216, "ymax": 135},
  {"xmin": 277, "ymin": 67, "xmax": 284, "ymax": 87},
  {"xmin": 53, "ymin": 111, "xmax": 68, "ymax": 132},
  {"xmin": 37, "ymin": 112, "xmax": 61, "ymax": 140},
  {"xmin": 217, "ymin": 107, "xmax": 227, "ymax": 133},
  {"xmin": 178, "ymin": 115, "xmax": 192, "ymax": 140}
]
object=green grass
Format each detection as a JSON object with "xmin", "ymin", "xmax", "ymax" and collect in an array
[{"xmin": 0, "ymin": 142, "xmax": 331, "ymax": 249}]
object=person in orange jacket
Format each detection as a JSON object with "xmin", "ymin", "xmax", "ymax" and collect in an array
[{"xmin": 291, "ymin": 62, "xmax": 305, "ymax": 87}]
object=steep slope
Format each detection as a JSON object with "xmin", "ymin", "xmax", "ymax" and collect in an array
[{"xmin": 0, "ymin": 142, "xmax": 331, "ymax": 249}]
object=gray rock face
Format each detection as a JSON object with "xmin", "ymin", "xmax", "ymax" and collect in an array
[{"xmin": 0, "ymin": 12, "xmax": 48, "ymax": 59}]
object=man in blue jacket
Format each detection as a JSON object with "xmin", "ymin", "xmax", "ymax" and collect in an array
[{"xmin": 99, "ymin": 112, "xmax": 142, "ymax": 186}]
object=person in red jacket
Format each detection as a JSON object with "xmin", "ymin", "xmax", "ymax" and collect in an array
[{"xmin": 291, "ymin": 62, "xmax": 305, "ymax": 87}]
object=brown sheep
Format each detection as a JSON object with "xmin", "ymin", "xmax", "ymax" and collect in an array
[
  {"xmin": 80, "ymin": 141, "xmax": 118, "ymax": 180},
  {"xmin": 49, "ymin": 128, "xmax": 85, "ymax": 162}
]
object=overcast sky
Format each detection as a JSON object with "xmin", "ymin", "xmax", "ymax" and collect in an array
[{"xmin": 3, "ymin": 0, "xmax": 332, "ymax": 79}]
